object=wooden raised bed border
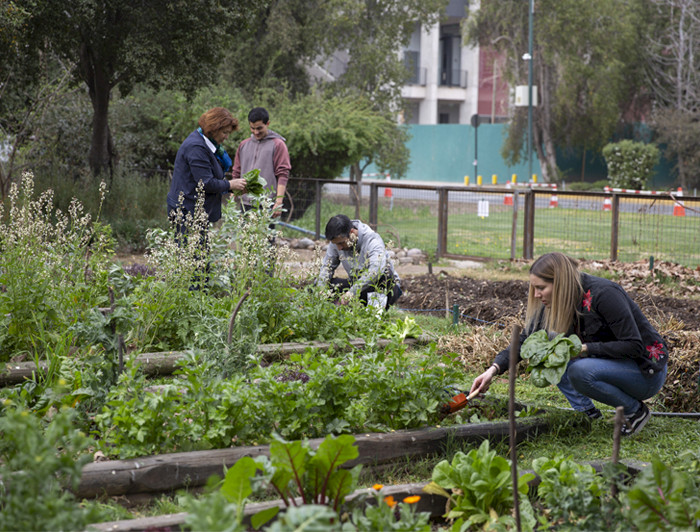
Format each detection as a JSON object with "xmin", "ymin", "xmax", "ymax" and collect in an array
[
  {"xmin": 0, "ymin": 335, "xmax": 431, "ymax": 386},
  {"xmin": 88, "ymin": 458, "xmax": 650, "ymax": 532},
  {"xmin": 76, "ymin": 417, "xmax": 549, "ymax": 501}
]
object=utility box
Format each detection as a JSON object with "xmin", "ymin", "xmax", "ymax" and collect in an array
[{"xmin": 514, "ymin": 85, "xmax": 538, "ymax": 107}]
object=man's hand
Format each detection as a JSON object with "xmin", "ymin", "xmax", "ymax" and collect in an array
[{"xmin": 272, "ymin": 197, "xmax": 284, "ymax": 218}]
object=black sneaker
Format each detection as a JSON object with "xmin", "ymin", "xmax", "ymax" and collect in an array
[
  {"xmin": 584, "ymin": 407, "xmax": 602, "ymax": 420},
  {"xmin": 621, "ymin": 402, "xmax": 651, "ymax": 436}
]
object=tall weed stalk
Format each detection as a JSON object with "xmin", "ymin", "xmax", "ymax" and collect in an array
[
  {"xmin": 0, "ymin": 171, "xmax": 112, "ymax": 361},
  {"xmin": 118, "ymin": 183, "xmax": 214, "ymax": 351}
]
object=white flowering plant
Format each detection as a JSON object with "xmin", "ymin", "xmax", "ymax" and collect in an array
[{"xmin": 602, "ymin": 140, "xmax": 660, "ymax": 190}]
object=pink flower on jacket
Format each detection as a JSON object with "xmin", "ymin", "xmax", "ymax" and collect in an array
[
  {"xmin": 582, "ymin": 290, "xmax": 592, "ymax": 312},
  {"xmin": 646, "ymin": 342, "xmax": 664, "ymax": 361}
]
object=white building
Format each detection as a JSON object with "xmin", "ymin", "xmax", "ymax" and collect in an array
[
  {"xmin": 306, "ymin": 0, "xmax": 510, "ymax": 127},
  {"xmin": 401, "ymin": 0, "xmax": 508, "ymax": 125}
]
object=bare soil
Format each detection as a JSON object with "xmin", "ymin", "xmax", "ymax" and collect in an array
[
  {"xmin": 118, "ymin": 247, "xmax": 700, "ymax": 331},
  {"xmin": 399, "ymin": 273, "xmax": 700, "ymax": 331}
]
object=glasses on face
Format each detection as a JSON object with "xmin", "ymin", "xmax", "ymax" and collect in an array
[{"xmin": 331, "ymin": 236, "xmax": 350, "ymax": 249}]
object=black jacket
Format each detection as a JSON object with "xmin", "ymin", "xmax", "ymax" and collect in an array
[{"xmin": 493, "ymin": 273, "xmax": 669, "ymax": 376}]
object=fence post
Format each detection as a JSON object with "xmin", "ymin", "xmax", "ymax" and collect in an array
[
  {"xmin": 369, "ymin": 182, "xmax": 378, "ymax": 228},
  {"xmin": 522, "ymin": 189, "xmax": 534, "ymax": 260},
  {"xmin": 510, "ymin": 189, "xmax": 519, "ymax": 261},
  {"xmin": 314, "ymin": 180, "xmax": 322, "ymax": 239},
  {"xmin": 610, "ymin": 194, "xmax": 620, "ymax": 261},
  {"xmin": 436, "ymin": 188, "xmax": 448, "ymax": 258}
]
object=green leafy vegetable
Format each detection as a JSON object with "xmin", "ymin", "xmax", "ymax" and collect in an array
[
  {"xmin": 521, "ymin": 330, "xmax": 582, "ymax": 387},
  {"xmin": 238, "ymin": 168, "xmax": 267, "ymax": 196},
  {"xmin": 423, "ymin": 440, "xmax": 536, "ymax": 531},
  {"xmin": 383, "ymin": 316, "xmax": 422, "ymax": 341}
]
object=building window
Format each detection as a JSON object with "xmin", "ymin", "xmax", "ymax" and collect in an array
[
  {"xmin": 440, "ymin": 24, "xmax": 465, "ymax": 87},
  {"xmin": 404, "ymin": 51, "xmax": 425, "ymax": 85}
]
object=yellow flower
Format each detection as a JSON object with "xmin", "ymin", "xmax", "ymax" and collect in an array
[
  {"xmin": 403, "ymin": 495, "xmax": 421, "ymax": 504},
  {"xmin": 372, "ymin": 484, "xmax": 384, "ymax": 491},
  {"xmin": 383, "ymin": 495, "xmax": 397, "ymax": 507}
]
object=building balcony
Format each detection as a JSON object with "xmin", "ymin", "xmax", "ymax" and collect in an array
[{"xmin": 440, "ymin": 68, "xmax": 467, "ymax": 88}]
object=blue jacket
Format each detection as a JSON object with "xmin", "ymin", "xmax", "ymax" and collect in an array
[{"xmin": 167, "ymin": 130, "xmax": 231, "ymax": 222}]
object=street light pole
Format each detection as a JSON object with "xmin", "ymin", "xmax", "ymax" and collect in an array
[{"xmin": 527, "ymin": 0, "xmax": 534, "ymax": 181}]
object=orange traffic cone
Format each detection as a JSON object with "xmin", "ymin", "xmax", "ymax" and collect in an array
[
  {"xmin": 673, "ymin": 187, "xmax": 685, "ymax": 217},
  {"xmin": 549, "ymin": 185, "xmax": 559, "ymax": 208},
  {"xmin": 603, "ymin": 186, "xmax": 612, "ymax": 211},
  {"xmin": 384, "ymin": 174, "xmax": 392, "ymax": 198},
  {"xmin": 503, "ymin": 183, "xmax": 513, "ymax": 205}
]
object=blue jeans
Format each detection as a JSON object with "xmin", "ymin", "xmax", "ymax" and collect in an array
[{"xmin": 557, "ymin": 357, "xmax": 667, "ymax": 416}]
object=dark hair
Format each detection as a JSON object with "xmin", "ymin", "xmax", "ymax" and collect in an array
[
  {"xmin": 325, "ymin": 214, "xmax": 353, "ymax": 240},
  {"xmin": 198, "ymin": 107, "xmax": 238, "ymax": 138},
  {"xmin": 248, "ymin": 107, "xmax": 270, "ymax": 124}
]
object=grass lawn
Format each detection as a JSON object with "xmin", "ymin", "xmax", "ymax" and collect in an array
[{"xmin": 284, "ymin": 196, "xmax": 700, "ymax": 267}]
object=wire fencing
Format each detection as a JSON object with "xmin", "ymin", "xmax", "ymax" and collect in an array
[{"xmin": 283, "ymin": 178, "xmax": 700, "ymax": 268}]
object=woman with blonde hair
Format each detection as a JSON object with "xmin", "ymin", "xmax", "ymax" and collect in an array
[{"xmin": 470, "ymin": 252, "xmax": 668, "ymax": 436}]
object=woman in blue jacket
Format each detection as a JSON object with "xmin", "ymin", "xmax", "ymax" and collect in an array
[
  {"xmin": 167, "ymin": 107, "xmax": 247, "ymax": 226},
  {"xmin": 470, "ymin": 252, "xmax": 669, "ymax": 436}
]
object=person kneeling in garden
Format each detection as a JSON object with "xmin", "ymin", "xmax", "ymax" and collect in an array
[
  {"xmin": 317, "ymin": 214, "xmax": 402, "ymax": 310},
  {"xmin": 469, "ymin": 252, "xmax": 669, "ymax": 436}
]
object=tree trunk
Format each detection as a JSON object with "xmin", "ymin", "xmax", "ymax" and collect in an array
[
  {"xmin": 79, "ymin": 44, "xmax": 116, "ymax": 178},
  {"xmin": 534, "ymin": 60, "xmax": 558, "ymax": 182}
]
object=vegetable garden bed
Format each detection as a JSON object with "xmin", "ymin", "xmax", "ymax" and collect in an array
[{"xmin": 76, "ymin": 415, "xmax": 549, "ymax": 501}]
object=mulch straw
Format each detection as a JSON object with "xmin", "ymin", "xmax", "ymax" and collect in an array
[
  {"xmin": 657, "ymin": 315, "xmax": 700, "ymax": 412},
  {"xmin": 438, "ymin": 314, "xmax": 699, "ymax": 412}
]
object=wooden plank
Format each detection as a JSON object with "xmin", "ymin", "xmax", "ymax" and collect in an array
[
  {"xmin": 0, "ymin": 361, "xmax": 47, "ymax": 385},
  {"xmin": 76, "ymin": 418, "xmax": 549, "ymax": 499},
  {"xmin": 88, "ymin": 460, "xmax": 650, "ymax": 532},
  {"xmin": 0, "ymin": 337, "xmax": 429, "ymax": 385},
  {"xmin": 88, "ymin": 482, "xmax": 446, "ymax": 532}
]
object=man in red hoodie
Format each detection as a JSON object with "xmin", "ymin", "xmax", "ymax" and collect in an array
[{"xmin": 231, "ymin": 107, "xmax": 291, "ymax": 218}]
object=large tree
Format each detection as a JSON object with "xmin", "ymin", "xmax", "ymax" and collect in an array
[
  {"xmin": 645, "ymin": 0, "xmax": 700, "ymax": 189},
  {"xmin": 465, "ymin": 0, "xmax": 647, "ymax": 182},
  {"xmin": 0, "ymin": 2, "xmax": 73, "ymax": 197},
  {"xmin": 221, "ymin": 0, "xmax": 449, "ymax": 179},
  {"xmin": 324, "ymin": 0, "xmax": 448, "ymax": 181},
  {"xmin": 13, "ymin": 0, "xmax": 258, "ymax": 177},
  {"xmin": 222, "ymin": 0, "xmax": 334, "ymax": 97}
]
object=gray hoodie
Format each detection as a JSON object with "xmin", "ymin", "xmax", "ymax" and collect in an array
[
  {"xmin": 231, "ymin": 129, "xmax": 291, "ymax": 205},
  {"xmin": 317, "ymin": 220, "xmax": 400, "ymax": 295}
]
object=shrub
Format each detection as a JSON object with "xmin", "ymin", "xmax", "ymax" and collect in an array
[
  {"xmin": 602, "ymin": 140, "xmax": 660, "ymax": 190},
  {"xmin": 0, "ymin": 405, "xmax": 105, "ymax": 530}
]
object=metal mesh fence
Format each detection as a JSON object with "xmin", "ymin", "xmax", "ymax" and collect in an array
[
  {"xmin": 532, "ymin": 192, "xmax": 613, "ymax": 261},
  {"xmin": 283, "ymin": 178, "xmax": 700, "ymax": 268}
]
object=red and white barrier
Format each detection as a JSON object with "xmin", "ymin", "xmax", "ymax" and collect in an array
[{"xmin": 606, "ymin": 187, "xmax": 664, "ymax": 195}]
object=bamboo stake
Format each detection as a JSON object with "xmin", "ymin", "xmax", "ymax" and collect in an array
[
  {"xmin": 611, "ymin": 406, "xmax": 625, "ymax": 497},
  {"xmin": 508, "ymin": 324, "xmax": 522, "ymax": 532}
]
